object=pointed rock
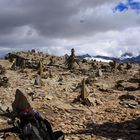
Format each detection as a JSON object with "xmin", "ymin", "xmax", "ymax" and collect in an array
[{"xmin": 12, "ymin": 89, "xmax": 31, "ymax": 112}]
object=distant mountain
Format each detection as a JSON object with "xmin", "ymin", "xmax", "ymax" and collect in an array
[
  {"xmin": 78, "ymin": 53, "xmax": 140, "ymax": 63},
  {"xmin": 77, "ymin": 54, "xmax": 91, "ymax": 59},
  {"xmin": 120, "ymin": 52, "xmax": 133, "ymax": 60},
  {"xmin": 123, "ymin": 55, "xmax": 140, "ymax": 63},
  {"xmin": 121, "ymin": 52, "xmax": 133, "ymax": 57}
]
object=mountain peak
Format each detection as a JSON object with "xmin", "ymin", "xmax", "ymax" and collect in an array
[{"xmin": 121, "ymin": 52, "xmax": 133, "ymax": 58}]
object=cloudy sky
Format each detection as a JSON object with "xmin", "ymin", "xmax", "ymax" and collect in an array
[{"xmin": 0, "ymin": 0, "xmax": 140, "ymax": 57}]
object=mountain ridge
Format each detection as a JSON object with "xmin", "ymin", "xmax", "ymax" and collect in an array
[{"xmin": 78, "ymin": 53, "xmax": 140, "ymax": 63}]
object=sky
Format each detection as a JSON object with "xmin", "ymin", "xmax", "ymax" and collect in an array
[{"xmin": 0, "ymin": 0, "xmax": 140, "ymax": 57}]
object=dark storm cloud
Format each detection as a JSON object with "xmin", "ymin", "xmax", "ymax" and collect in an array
[{"xmin": 0, "ymin": 0, "xmax": 133, "ymax": 38}]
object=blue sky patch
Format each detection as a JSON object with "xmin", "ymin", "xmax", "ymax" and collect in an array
[{"xmin": 114, "ymin": 0, "xmax": 140, "ymax": 13}]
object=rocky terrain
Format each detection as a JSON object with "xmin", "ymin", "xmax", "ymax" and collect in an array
[{"xmin": 0, "ymin": 50, "xmax": 140, "ymax": 140}]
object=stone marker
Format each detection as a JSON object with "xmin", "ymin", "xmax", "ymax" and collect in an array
[
  {"xmin": 12, "ymin": 89, "xmax": 31, "ymax": 112},
  {"xmin": 0, "ymin": 65, "xmax": 6, "ymax": 75},
  {"xmin": 96, "ymin": 69, "xmax": 103, "ymax": 77},
  {"xmin": 126, "ymin": 62, "xmax": 132, "ymax": 70},
  {"xmin": 65, "ymin": 48, "xmax": 76, "ymax": 70},
  {"xmin": 38, "ymin": 61, "xmax": 43, "ymax": 77},
  {"xmin": 109, "ymin": 60, "xmax": 116, "ymax": 70},
  {"xmin": 34, "ymin": 74, "xmax": 42, "ymax": 86},
  {"xmin": 0, "ymin": 76, "xmax": 9, "ymax": 88},
  {"xmin": 49, "ymin": 69, "xmax": 53, "ymax": 78},
  {"xmin": 81, "ymin": 78, "xmax": 89, "ymax": 100},
  {"xmin": 11, "ymin": 61, "xmax": 16, "ymax": 70},
  {"xmin": 80, "ymin": 78, "xmax": 91, "ymax": 106}
]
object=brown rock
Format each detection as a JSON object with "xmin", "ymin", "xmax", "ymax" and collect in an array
[{"xmin": 12, "ymin": 89, "xmax": 31, "ymax": 112}]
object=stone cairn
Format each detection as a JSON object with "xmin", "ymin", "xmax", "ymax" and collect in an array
[
  {"xmin": 126, "ymin": 62, "xmax": 132, "ymax": 70},
  {"xmin": 0, "ymin": 65, "xmax": 6, "ymax": 75},
  {"xmin": 0, "ymin": 76, "xmax": 9, "ymax": 88},
  {"xmin": 10, "ymin": 55, "xmax": 26, "ymax": 70},
  {"xmin": 117, "ymin": 63, "xmax": 123, "ymax": 71},
  {"xmin": 11, "ymin": 61, "xmax": 16, "ymax": 70},
  {"xmin": 92, "ymin": 61, "xmax": 98, "ymax": 69},
  {"xmin": 0, "ymin": 65, "xmax": 9, "ymax": 88},
  {"xmin": 80, "ymin": 78, "xmax": 91, "ymax": 106},
  {"xmin": 34, "ymin": 74, "xmax": 42, "ymax": 86},
  {"xmin": 37, "ymin": 61, "xmax": 43, "ymax": 77},
  {"xmin": 65, "ymin": 48, "xmax": 76, "ymax": 70},
  {"xmin": 48, "ymin": 69, "xmax": 53, "ymax": 78},
  {"xmin": 95, "ymin": 69, "xmax": 103, "ymax": 77},
  {"xmin": 48, "ymin": 56, "xmax": 55, "ymax": 66},
  {"xmin": 15, "ymin": 56, "xmax": 26, "ymax": 68},
  {"xmin": 34, "ymin": 61, "xmax": 44, "ymax": 86},
  {"xmin": 109, "ymin": 60, "xmax": 116, "ymax": 71}
]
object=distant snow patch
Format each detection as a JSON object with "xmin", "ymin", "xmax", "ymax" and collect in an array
[{"xmin": 85, "ymin": 57, "xmax": 112, "ymax": 63}]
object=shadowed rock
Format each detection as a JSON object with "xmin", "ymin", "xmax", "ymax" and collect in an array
[
  {"xmin": 119, "ymin": 93, "xmax": 140, "ymax": 109},
  {"xmin": 15, "ymin": 56, "xmax": 26, "ymax": 68},
  {"xmin": 12, "ymin": 89, "xmax": 31, "ymax": 112}
]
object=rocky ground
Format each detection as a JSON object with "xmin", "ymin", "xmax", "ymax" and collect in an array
[{"xmin": 0, "ymin": 51, "xmax": 140, "ymax": 140}]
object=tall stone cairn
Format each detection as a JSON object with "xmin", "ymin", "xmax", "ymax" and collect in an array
[
  {"xmin": 65, "ymin": 48, "xmax": 75, "ymax": 70},
  {"xmin": 81, "ymin": 79, "xmax": 87, "ymax": 100},
  {"xmin": 80, "ymin": 78, "xmax": 91, "ymax": 106},
  {"xmin": 81, "ymin": 78, "xmax": 88, "ymax": 100},
  {"xmin": 38, "ymin": 61, "xmax": 43, "ymax": 77}
]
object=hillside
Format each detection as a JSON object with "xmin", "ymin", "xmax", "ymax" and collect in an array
[{"xmin": 0, "ymin": 50, "xmax": 140, "ymax": 140}]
